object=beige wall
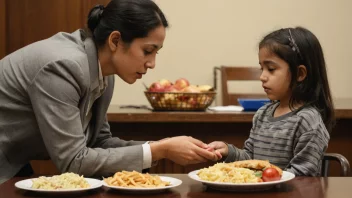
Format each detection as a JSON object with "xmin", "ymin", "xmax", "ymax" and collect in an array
[{"xmin": 111, "ymin": 0, "xmax": 352, "ymax": 106}]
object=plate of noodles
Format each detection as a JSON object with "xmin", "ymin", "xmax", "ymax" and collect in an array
[
  {"xmin": 102, "ymin": 171, "xmax": 182, "ymax": 193},
  {"xmin": 14, "ymin": 172, "xmax": 102, "ymax": 192},
  {"xmin": 188, "ymin": 161, "xmax": 295, "ymax": 191}
]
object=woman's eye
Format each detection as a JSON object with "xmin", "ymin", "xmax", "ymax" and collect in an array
[
  {"xmin": 268, "ymin": 68, "xmax": 275, "ymax": 72},
  {"xmin": 144, "ymin": 50, "xmax": 153, "ymax": 55}
]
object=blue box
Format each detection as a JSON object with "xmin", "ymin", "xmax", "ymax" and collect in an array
[{"xmin": 238, "ymin": 98, "xmax": 271, "ymax": 111}]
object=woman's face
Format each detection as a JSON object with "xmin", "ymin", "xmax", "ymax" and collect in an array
[{"xmin": 107, "ymin": 25, "xmax": 166, "ymax": 84}]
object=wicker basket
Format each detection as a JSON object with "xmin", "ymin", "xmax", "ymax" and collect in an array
[{"xmin": 144, "ymin": 91, "xmax": 216, "ymax": 111}]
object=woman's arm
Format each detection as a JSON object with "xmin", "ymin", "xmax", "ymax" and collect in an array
[{"xmin": 27, "ymin": 59, "xmax": 145, "ymax": 177}]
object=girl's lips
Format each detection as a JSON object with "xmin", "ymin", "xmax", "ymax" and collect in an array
[{"xmin": 263, "ymin": 86, "xmax": 270, "ymax": 93}]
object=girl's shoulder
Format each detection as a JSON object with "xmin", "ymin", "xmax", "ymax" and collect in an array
[
  {"xmin": 252, "ymin": 101, "xmax": 278, "ymax": 122},
  {"xmin": 294, "ymin": 105, "xmax": 328, "ymax": 133},
  {"xmin": 255, "ymin": 101, "xmax": 278, "ymax": 115}
]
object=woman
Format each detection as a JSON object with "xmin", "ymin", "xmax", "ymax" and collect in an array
[{"xmin": 0, "ymin": 0, "xmax": 218, "ymax": 184}]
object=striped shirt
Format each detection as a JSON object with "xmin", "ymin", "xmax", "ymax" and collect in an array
[{"xmin": 224, "ymin": 102, "xmax": 330, "ymax": 176}]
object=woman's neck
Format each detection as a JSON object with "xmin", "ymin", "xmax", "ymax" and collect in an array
[{"xmin": 97, "ymin": 46, "xmax": 113, "ymax": 76}]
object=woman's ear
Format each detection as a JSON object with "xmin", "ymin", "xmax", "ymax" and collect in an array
[
  {"xmin": 297, "ymin": 65, "xmax": 307, "ymax": 82},
  {"xmin": 108, "ymin": 31, "xmax": 121, "ymax": 52}
]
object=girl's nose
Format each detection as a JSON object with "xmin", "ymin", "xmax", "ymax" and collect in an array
[{"xmin": 260, "ymin": 72, "xmax": 268, "ymax": 82}]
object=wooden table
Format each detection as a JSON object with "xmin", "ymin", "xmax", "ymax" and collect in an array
[
  {"xmin": 1, "ymin": 175, "xmax": 351, "ymax": 198},
  {"xmin": 107, "ymin": 98, "xmax": 352, "ymax": 122}
]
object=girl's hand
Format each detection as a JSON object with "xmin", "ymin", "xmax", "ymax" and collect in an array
[{"xmin": 207, "ymin": 141, "xmax": 229, "ymax": 159}]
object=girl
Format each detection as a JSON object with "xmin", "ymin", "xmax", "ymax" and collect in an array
[
  {"xmin": 209, "ymin": 27, "xmax": 334, "ymax": 176},
  {"xmin": 0, "ymin": 0, "xmax": 218, "ymax": 184}
]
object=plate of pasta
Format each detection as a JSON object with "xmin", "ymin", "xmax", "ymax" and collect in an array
[
  {"xmin": 102, "ymin": 171, "xmax": 182, "ymax": 192},
  {"xmin": 14, "ymin": 172, "xmax": 102, "ymax": 192},
  {"xmin": 188, "ymin": 161, "xmax": 295, "ymax": 191}
]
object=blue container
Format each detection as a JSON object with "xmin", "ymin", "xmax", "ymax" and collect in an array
[{"xmin": 238, "ymin": 98, "xmax": 271, "ymax": 111}]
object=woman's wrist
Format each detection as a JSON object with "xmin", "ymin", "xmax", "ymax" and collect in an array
[{"xmin": 149, "ymin": 141, "xmax": 167, "ymax": 161}]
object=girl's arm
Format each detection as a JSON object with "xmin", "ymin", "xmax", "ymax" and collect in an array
[{"xmin": 285, "ymin": 130, "xmax": 329, "ymax": 176}]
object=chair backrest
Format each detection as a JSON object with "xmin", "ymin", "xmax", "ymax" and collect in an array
[
  {"xmin": 219, "ymin": 66, "xmax": 267, "ymax": 106},
  {"xmin": 321, "ymin": 153, "xmax": 350, "ymax": 176}
]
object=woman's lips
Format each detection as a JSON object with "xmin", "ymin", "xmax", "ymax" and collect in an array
[{"xmin": 136, "ymin": 73, "xmax": 143, "ymax": 79}]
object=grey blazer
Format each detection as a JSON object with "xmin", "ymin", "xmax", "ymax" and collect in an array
[{"xmin": 0, "ymin": 30, "xmax": 144, "ymax": 184}]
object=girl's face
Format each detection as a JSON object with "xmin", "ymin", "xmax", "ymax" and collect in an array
[
  {"xmin": 103, "ymin": 25, "xmax": 166, "ymax": 84},
  {"xmin": 259, "ymin": 47, "xmax": 292, "ymax": 104}
]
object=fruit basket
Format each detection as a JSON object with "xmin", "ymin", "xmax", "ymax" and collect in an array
[{"xmin": 144, "ymin": 91, "xmax": 216, "ymax": 111}]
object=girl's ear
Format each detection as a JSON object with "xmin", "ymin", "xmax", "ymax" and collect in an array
[
  {"xmin": 108, "ymin": 31, "xmax": 121, "ymax": 52},
  {"xmin": 297, "ymin": 65, "xmax": 307, "ymax": 82}
]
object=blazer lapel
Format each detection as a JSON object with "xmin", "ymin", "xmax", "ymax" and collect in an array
[
  {"xmin": 80, "ymin": 30, "xmax": 115, "ymax": 145},
  {"xmin": 81, "ymin": 30, "xmax": 100, "ymax": 119}
]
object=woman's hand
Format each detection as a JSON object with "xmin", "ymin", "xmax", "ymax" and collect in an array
[
  {"xmin": 207, "ymin": 141, "xmax": 229, "ymax": 159},
  {"xmin": 150, "ymin": 136, "xmax": 220, "ymax": 165}
]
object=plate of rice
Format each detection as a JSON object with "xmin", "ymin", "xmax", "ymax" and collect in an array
[{"xmin": 14, "ymin": 172, "xmax": 102, "ymax": 192}]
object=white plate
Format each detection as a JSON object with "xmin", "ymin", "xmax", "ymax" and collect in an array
[
  {"xmin": 102, "ymin": 176, "xmax": 182, "ymax": 193},
  {"xmin": 14, "ymin": 178, "xmax": 102, "ymax": 192},
  {"xmin": 188, "ymin": 170, "xmax": 295, "ymax": 191}
]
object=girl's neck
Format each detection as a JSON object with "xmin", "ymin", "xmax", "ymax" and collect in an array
[{"xmin": 274, "ymin": 99, "xmax": 304, "ymax": 118}]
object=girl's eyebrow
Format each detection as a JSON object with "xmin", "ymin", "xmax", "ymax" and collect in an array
[{"xmin": 260, "ymin": 60, "xmax": 278, "ymax": 66}]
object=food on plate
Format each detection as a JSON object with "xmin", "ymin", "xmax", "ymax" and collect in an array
[
  {"xmin": 104, "ymin": 170, "xmax": 170, "ymax": 188},
  {"xmin": 232, "ymin": 159, "xmax": 283, "ymax": 177},
  {"xmin": 262, "ymin": 167, "xmax": 281, "ymax": 182},
  {"xmin": 197, "ymin": 163, "xmax": 261, "ymax": 183},
  {"xmin": 31, "ymin": 172, "xmax": 90, "ymax": 190},
  {"xmin": 197, "ymin": 160, "xmax": 282, "ymax": 183}
]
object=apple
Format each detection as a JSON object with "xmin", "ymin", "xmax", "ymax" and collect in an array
[
  {"xmin": 197, "ymin": 85, "xmax": 213, "ymax": 92},
  {"xmin": 159, "ymin": 79, "xmax": 172, "ymax": 88},
  {"xmin": 182, "ymin": 85, "xmax": 200, "ymax": 93},
  {"xmin": 149, "ymin": 82, "xmax": 164, "ymax": 92},
  {"xmin": 164, "ymin": 85, "xmax": 179, "ymax": 92},
  {"xmin": 174, "ymin": 78, "xmax": 190, "ymax": 90}
]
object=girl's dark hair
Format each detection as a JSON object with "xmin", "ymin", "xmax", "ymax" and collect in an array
[
  {"xmin": 259, "ymin": 27, "xmax": 335, "ymax": 132},
  {"xmin": 87, "ymin": 0, "xmax": 168, "ymax": 46}
]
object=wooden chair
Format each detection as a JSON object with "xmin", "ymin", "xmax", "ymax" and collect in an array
[
  {"xmin": 321, "ymin": 153, "xmax": 350, "ymax": 176},
  {"xmin": 215, "ymin": 66, "xmax": 267, "ymax": 106}
]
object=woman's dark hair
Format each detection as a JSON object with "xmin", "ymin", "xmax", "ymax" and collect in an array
[
  {"xmin": 87, "ymin": 0, "xmax": 168, "ymax": 46},
  {"xmin": 259, "ymin": 27, "xmax": 335, "ymax": 132}
]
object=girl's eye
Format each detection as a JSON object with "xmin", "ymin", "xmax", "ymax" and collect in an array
[{"xmin": 268, "ymin": 68, "xmax": 275, "ymax": 72}]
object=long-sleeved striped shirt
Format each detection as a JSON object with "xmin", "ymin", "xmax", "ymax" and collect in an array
[{"xmin": 224, "ymin": 102, "xmax": 330, "ymax": 176}]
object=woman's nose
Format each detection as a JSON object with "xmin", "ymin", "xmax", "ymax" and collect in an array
[{"xmin": 145, "ymin": 57, "xmax": 155, "ymax": 69}]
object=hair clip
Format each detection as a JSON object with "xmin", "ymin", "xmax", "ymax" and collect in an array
[{"xmin": 288, "ymin": 29, "xmax": 303, "ymax": 60}]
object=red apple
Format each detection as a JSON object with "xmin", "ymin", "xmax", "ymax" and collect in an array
[
  {"xmin": 164, "ymin": 85, "xmax": 179, "ymax": 92},
  {"xmin": 174, "ymin": 78, "xmax": 190, "ymax": 90},
  {"xmin": 159, "ymin": 79, "xmax": 172, "ymax": 88},
  {"xmin": 149, "ymin": 82, "xmax": 164, "ymax": 92}
]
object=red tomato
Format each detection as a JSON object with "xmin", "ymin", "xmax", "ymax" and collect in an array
[{"xmin": 262, "ymin": 168, "xmax": 281, "ymax": 182}]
